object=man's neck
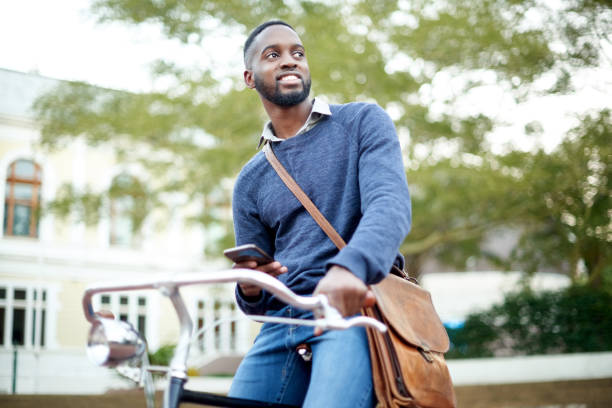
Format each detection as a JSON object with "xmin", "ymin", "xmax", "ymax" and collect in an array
[{"xmin": 261, "ymin": 98, "xmax": 313, "ymax": 139}]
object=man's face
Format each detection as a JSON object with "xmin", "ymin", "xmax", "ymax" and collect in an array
[{"xmin": 245, "ymin": 25, "xmax": 311, "ymax": 107}]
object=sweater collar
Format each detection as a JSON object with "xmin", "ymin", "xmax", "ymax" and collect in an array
[{"xmin": 258, "ymin": 98, "xmax": 332, "ymax": 148}]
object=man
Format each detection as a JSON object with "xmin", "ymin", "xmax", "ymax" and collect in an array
[{"xmin": 229, "ymin": 20, "xmax": 411, "ymax": 407}]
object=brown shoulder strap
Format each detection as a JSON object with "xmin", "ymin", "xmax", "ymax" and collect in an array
[{"xmin": 263, "ymin": 142, "xmax": 347, "ymax": 250}]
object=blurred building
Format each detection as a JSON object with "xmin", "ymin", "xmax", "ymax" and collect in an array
[
  {"xmin": 0, "ymin": 68, "xmax": 253, "ymax": 394},
  {"xmin": 418, "ymin": 228, "xmax": 572, "ymax": 327},
  {"xmin": 421, "ymin": 271, "xmax": 571, "ymax": 328}
]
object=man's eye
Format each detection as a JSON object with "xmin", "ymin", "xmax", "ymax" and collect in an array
[
  {"xmin": 294, "ymin": 51, "xmax": 304, "ymax": 57},
  {"xmin": 267, "ymin": 52, "xmax": 279, "ymax": 59}
]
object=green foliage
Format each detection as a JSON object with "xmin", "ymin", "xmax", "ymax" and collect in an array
[
  {"xmin": 43, "ymin": 174, "xmax": 156, "ymax": 236},
  {"xmin": 403, "ymin": 108, "xmax": 611, "ymax": 281},
  {"xmin": 402, "ymin": 155, "xmax": 526, "ymax": 272},
  {"xmin": 46, "ymin": 184, "xmax": 104, "ymax": 226},
  {"xmin": 504, "ymin": 110, "xmax": 611, "ymax": 285},
  {"xmin": 148, "ymin": 344, "xmax": 175, "ymax": 366},
  {"xmin": 447, "ymin": 284, "xmax": 612, "ymax": 358},
  {"xmin": 110, "ymin": 173, "xmax": 153, "ymax": 234}
]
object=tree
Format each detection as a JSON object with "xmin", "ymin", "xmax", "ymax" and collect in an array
[
  {"xmin": 503, "ymin": 110, "xmax": 611, "ymax": 286},
  {"xmin": 33, "ymin": 0, "xmax": 611, "ymax": 279}
]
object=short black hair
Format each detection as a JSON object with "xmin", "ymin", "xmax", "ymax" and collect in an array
[{"xmin": 243, "ymin": 20, "xmax": 295, "ymax": 67}]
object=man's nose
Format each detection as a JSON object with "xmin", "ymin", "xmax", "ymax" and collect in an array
[{"xmin": 279, "ymin": 52, "xmax": 297, "ymax": 68}]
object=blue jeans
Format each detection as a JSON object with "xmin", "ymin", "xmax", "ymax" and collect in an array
[{"xmin": 229, "ymin": 306, "xmax": 375, "ymax": 407}]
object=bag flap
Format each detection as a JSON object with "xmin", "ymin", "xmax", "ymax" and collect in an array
[{"xmin": 371, "ymin": 274, "xmax": 450, "ymax": 353}]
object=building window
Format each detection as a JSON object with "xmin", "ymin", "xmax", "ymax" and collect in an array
[
  {"xmin": 4, "ymin": 159, "xmax": 42, "ymax": 237},
  {"xmin": 96, "ymin": 293, "xmax": 147, "ymax": 338},
  {"xmin": 194, "ymin": 296, "xmax": 239, "ymax": 354},
  {"xmin": 109, "ymin": 173, "xmax": 147, "ymax": 247},
  {"xmin": 0, "ymin": 285, "xmax": 47, "ymax": 348}
]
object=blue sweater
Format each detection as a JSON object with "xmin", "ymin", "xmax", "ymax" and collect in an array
[{"xmin": 232, "ymin": 102, "xmax": 412, "ymax": 314}]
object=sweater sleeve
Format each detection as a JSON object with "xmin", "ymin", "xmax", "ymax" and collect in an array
[
  {"xmin": 326, "ymin": 104, "xmax": 411, "ymax": 284},
  {"xmin": 231, "ymin": 169, "xmax": 274, "ymax": 315}
]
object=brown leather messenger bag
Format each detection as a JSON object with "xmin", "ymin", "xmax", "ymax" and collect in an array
[{"xmin": 264, "ymin": 142, "xmax": 456, "ymax": 408}]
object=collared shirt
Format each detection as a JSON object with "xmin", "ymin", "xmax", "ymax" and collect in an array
[{"xmin": 257, "ymin": 98, "xmax": 332, "ymax": 148}]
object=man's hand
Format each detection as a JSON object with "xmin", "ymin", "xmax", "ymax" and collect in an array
[
  {"xmin": 234, "ymin": 261, "xmax": 288, "ymax": 298},
  {"xmin": 313, "ymin": 265, "xmax": 375, "ymax": 318},
  {"xmin": 95, "ymin": 310, "xmax": 115, "ymax": 319}
]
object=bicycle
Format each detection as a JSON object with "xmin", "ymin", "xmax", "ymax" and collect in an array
[{"xmin": 82, "ymin": 268, "xmax": 387, "ymax": 408}]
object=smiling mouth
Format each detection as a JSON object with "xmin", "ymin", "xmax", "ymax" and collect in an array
[{"xmin": 277, "ymin": 74, "xmax": 301, "ymax": 83}]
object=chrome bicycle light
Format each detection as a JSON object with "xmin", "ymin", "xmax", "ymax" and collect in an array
[{"xmin": 86, "ymin": 318, "xmax": 146, "ymax": 367}]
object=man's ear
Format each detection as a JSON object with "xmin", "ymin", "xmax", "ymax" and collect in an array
[{"xmin": 244, "ymin": 70, "xmax": 255, "ymax": 89}]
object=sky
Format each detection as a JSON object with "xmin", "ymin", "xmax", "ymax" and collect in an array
[
  {"xmin": 1, "ymin": 0, "xmax": 610, "ymax": 152},
  {"xmin": 0, "ymin": 0, "xmax": 243, "ymax": 93}
]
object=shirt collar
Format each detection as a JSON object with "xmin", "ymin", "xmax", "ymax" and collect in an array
[{"xmin": 258, "ymin": 98, "xmax": 332, "ymax": 148}]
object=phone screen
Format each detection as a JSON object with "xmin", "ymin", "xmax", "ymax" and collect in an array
[{"xmin": 224, "ymin": 244, "xmax": 273, "ymax": 265}]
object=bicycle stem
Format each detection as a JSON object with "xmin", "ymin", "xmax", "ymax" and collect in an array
[{"xmin": 164, "ymin": 285, "xmax": 192, "ymax": 379}]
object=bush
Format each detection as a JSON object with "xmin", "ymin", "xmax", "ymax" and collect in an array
[
  {"xmin": 446, "ymin": 284, "xmax": 612, "ymax": 359},
  {"xmin": 148, "ymin": 344, "xmax": 175, "ymax": 366}
]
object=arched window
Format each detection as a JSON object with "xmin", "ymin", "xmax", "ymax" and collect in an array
[
  {"xmin": 4, "ymin": 159, "xmax": 41, "ymax": 238},
  {"xmin": 109, "ymin": 173, "xmax": 147, "ymax": 247}
]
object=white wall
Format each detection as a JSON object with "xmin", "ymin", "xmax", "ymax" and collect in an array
[
  {"xmin": 448, "ymin": 351, "xmax": 612, "ymax": 386},
  {"xmin": 0, "ymin": 348, "xmax": 131, "ymax": 394},
  {"xmin": 421, "ymin": 271, "xmax": 571, "ymax": 325}
]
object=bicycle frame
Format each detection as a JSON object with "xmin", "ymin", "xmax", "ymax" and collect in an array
[{"xmin": 82, "ymin": 268, "xmax": 386, "ymax": 408}]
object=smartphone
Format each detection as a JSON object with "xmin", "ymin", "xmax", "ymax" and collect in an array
[{"xmin": 223, "ymin": 244, "xmax": 274, "ymax": 265}]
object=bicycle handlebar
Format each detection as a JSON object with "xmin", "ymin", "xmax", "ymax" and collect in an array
[{"xmin": 83, "ymin": 268, "xmax": 386, "ymax": 331}]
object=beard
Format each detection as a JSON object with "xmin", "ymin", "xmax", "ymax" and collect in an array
[{"xmin": 254, "ymin": 73, "xmax": 312, "ymax": 107}]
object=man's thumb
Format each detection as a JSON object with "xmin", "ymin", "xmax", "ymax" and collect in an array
[{"xmin": 363, "ymin": 290, "xmax": 376, "ymax": 308}]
